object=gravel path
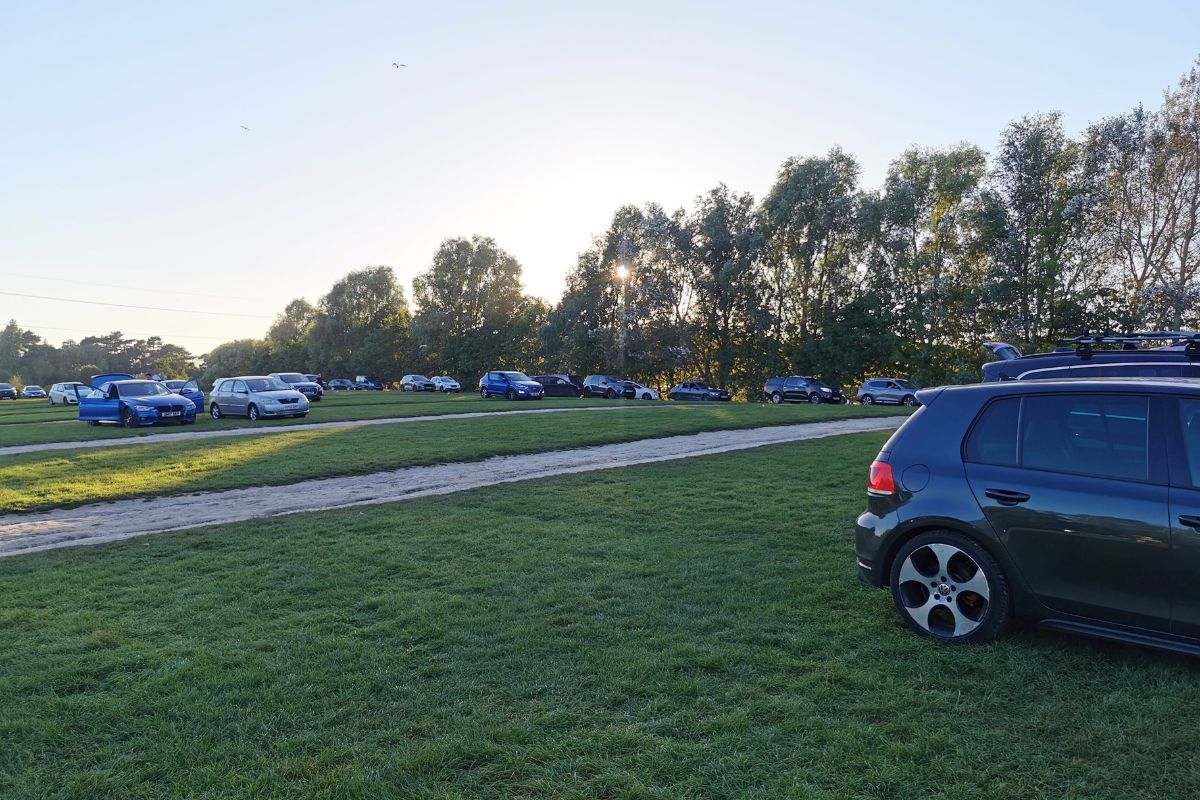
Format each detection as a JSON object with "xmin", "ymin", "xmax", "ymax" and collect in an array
[
  {"xmin": 0, "ymin": 404, "xmax": 666, "ymax": 457},
  {"xmin": 0, "ymin": 417, "xmax": 901, "ymax": 558}
]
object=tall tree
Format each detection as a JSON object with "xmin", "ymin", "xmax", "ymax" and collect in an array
[
  {"xmin": 309, "ymin": 266, "xmax": 411, "ymax": 380},
  {"xmin": 411, "ymin": 236, "xmax": 532, "ymax": 377}
]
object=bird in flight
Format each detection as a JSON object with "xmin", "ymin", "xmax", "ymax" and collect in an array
[
  {"xmin": 240, "ymin": 125, "xmax": 250, "ymax": 131},
  {"xmin": 392, "ymin": 62, "xmax": 406, "ymax": 68}
]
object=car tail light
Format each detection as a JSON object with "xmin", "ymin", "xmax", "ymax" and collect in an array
[{"xmin": 867, "ymin": 460, "xmax": 895, "ymax": 496}]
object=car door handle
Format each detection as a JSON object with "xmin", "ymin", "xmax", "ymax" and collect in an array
[
  {"xmin": 984, "ymin": 488, "xmax": 1031, "ymax": 505},
  {"xmin": 1180, "ymin": 515, "xmax": 1200, "ymax": 530}
]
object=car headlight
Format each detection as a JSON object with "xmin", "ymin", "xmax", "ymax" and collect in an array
[
  {"xmin": 134, "ymin": 405, "xmax": 154, "ymax": 412},
  {"xmin": 820, "ymin": 388, "xmax": 831, "ymax": 394}
]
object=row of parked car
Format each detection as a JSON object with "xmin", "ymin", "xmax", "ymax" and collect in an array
[{"xmin": 0, "ymin": 383, "xmax": 47, "ymax": 400}]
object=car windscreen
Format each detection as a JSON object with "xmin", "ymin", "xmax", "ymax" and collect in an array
[
  {"xmin": 276, "ymin": 373, "xmax": 305, "ymax": 383},
  {"xmin": 26, "ymin": 385, "xmax": 43, "ymax": 391},
  {"xmin": 0, "ymin": 384, "xmax": 11, "ymax": 390},
  {"xmin": 247, "ymin": 378, "xmax": 290, "ymax": 392},
  {"xmin": 502, "ymin": 372, "xmax": 532, "ymax": 382},
  {"xmin": 117, "ymin": 382, "xmax": 171, "ymax": 397},
  {"xmin": 412, "ymin": 375, "xmax": 429, "ymax": 381},
  {"xmin": 897, "ymin": 380, "xmax": 917, "ymax": 389}
]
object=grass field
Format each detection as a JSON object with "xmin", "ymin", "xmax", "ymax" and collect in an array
[
  {"xmin": 0, "ymin": 403, "xmax": 904, "ymax": 513},
  {"xmin": 1, "ymin": 431, "xmax": 1195, "ymax": 800},
  {"xmin": 0, "ymin": 391, "xmax": 632, "ymax": 448}
]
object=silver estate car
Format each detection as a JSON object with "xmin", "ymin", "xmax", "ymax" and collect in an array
[{"xmin": 209, "ymin": 376, "xmax": 310, "ymax": 421}]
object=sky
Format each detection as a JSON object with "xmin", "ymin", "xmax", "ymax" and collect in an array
[{"xmin": 3, "ymin": 0, "xmax": 1200, "ymax": 355}]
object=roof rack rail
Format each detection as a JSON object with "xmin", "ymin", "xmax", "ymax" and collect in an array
[{"xmin": 1058, "ymin": 331, "xmax": 1200, "ymax": 361}]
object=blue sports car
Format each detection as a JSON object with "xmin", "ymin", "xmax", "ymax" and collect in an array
[{"xmin": 78, "ymin": 373, "xmax": 198, "ymax": 427}]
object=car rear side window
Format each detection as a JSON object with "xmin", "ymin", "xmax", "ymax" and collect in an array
[
  {"xmin": 1180, "ymin": 399, "xmax": 1200, "ymax": 487},
  {"xmin": 1021, "ymin": 395, "xmax": 1148, "ymax": 481},
  {"xmin": 965, "ymin": 398, "xmax": 1020, "ymax": 466}
]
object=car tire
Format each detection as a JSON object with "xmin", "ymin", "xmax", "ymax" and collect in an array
[
  {"xmin": 481, "ymin": 388, "xmax": 490, "ymax": 399},
  {"xmin": 809, "ymin": 393, "xmax": 822, "ymax": 404},
  {"xmin": 120, "ymin": 408, "xmax": 136, "ymax": 428},
  {"xmin": 889, "ymin": 530, "xmax": 1011, "ymax": 645},
  {"xmin": 248, "ymin": 404, "xmax": 260, "ymax": 421},
  {"xmin": 771, "ymin": 392, "xmax": 783, "ymax": 405},
  {"xmin": 605, "ymin": 388, "xmax": 616, "ymax": 399},
  {"xmin": 211, "ymin": 404, "xmax": 222, "ymax": 419},
  {"xmin": 86, "ymin": 420, "xmax": 99, "ymax": 426},
  {"xmin": 506, "ymin": 388, "xmax": 516, "ymax": 400},
  {"xmin": 296, "ymin": 412, "xmax": 308, "ymax": 418},
  {"xmin": 700, "ymin": 394, "xmax": 709, "ymax": 401},
  {"xmin": 902, "ymin": 395, "xmax": 917, "ymax": 407},
  {"xmin": 861, "ymin": 395, "xmax": 874, "ymax": 405}
]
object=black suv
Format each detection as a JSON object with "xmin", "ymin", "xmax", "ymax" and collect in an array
[
  {"xmin": 762, "ymin": 375, "xmax": 845, "ymax": 404},
  {"xmin": 532, "ymin": 374, "xmax": 583, "ymax": 397},
  {"xmin": 983, "ymin": 332, "xmax": 1200, "ymax": 382},
  {"xmin": 856, "ymin": 378, "xmax": 1200, "ymax": 655}
]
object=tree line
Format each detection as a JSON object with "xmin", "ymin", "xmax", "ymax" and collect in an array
[{"xmin": 5, "ymin": 58, "xmax": 1199, "ymax": 395}]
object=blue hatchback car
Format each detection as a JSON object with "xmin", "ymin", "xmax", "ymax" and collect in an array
[
  {"xmin": 78, "ymin": 373, "xmax": 198, "ymax": 427},
  {"xmin": 479, "ymin": 370, "xmax": 545, "ymax": 400}
]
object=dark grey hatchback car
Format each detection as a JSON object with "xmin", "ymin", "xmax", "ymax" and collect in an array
[{"xmin": 856, "ymin": 378, "xmax": 1200, "ymax": 655}]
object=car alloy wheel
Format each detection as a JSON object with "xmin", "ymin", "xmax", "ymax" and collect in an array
[
  {"xmin": 902, "ymin": 395, "xmax": 917, "ymax": 407},
  {"xmin": 889, "ymin": 531, "xmax": 1010, "ymax": 644},
  {"xmin": 861, "ymin": 395, "xmax": 874, "ymax": 405},
  {"xmin": 120, "ymin": 408, "xmax": 136, "ymax": 428},
  {"xmin": 506, "ymin": 388, "xmax": 516, "ymax": 400},
  {"xmin": 771, "ymin": 392, "xmax": 783, "ymax": 405},
  {"xmin": 605, "ymin": 388, "xmax": 616, "ymax": 399},
  {"xmin": 211, "ymin": 404, "xmax": 222, "ymax": 419},
  {"xmin": 809, "ymin": 393, "xmax": 822, "ymax": 404},
  {"xmin": 480, "ymin": 387, "xmax": 489, "ymax": 399},
  {"xmin": 248, "ymin": 404, "xmax": 260, "ymax": 421}
]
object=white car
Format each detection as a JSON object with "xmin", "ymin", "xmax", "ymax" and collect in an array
[
  {"xmin": 624, "ymin": 381, "xmax": 660, "ymax": 401},
  {"xmin": 432, "ymin": 376, "xmax": 461, "ymax": 393},
  {"xmin": 48, "ymin": 382, "xmax": 89, "ymax": 405}
]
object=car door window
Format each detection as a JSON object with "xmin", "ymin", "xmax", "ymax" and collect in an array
[
  {"xmin": 1021, "ymin": 394, "xmax": 1149, "ymax": 481},
  {"xmin": 233, "ymin": 380, "xmax": 248, "ymax": 393}
]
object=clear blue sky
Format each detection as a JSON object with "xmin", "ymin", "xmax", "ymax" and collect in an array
[{"xmin": 3, "ymin": 0, "xmax": 1198, "ymax": 354}]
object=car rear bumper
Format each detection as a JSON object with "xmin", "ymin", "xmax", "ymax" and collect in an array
[{"xmin": 854, "ymin": 509, "xmax": 897, "ymax": 588}]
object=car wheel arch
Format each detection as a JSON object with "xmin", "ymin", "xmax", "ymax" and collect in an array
[{"xmin": 878, "ymin": 519, "xmax": 1017, "ymax": 592}]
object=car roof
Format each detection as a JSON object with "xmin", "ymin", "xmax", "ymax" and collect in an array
[{"xmin": 931, "ymin": 377, "xmax": 1200, "ymax": 401}]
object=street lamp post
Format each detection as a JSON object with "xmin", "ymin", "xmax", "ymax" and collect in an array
[{"xmin": 616, "ymin": 265, "xmax": 630, "ymax": 376}]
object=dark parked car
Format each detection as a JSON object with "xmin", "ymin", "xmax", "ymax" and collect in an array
[
  {"xmin": 479, "ymin": 370, "xmax": 544, "ymax": 400},
  {"xmin": 983, "ymin": 332, "xmax": 1200, "ymax": 382},
  {"xmin": 269, "ymin": 372, "xmax": 324, "ymax": 402},
  {"xmin": 583, "ymin": 375, "xmax": 632, "ymax": 399},
  {"xmin": 532, "ymin": 374, "xmax": 582, "ymax": 397},
  {"xmin": 762, "ymin": 375, "xmax": 845, "ymax": 405},
  {"xmin": 20, "ymin": 385, "xmax": 47, "ymax": 399},
  {"xmin": 855, "ymin": 378, "xmax": 1200, "ymax": 656},
  {"xmin": 328, "ymin": 379, "xmax": 356, "ymax": 391},
  {"xmin": 355, "ymin": 375, "xmax": 384, "ymax": 390},
  {"xmin": 400, "ymin": 374, "xmax": 437, "ymax": 392},
  {"xmin": 668, "ymin": 381, "xmax": 731, "ymax": 401},
  {"xmin": 0, "ymin": 383, "xmax": 16, "ymax": 400},
  {"xmin": 857, "ymin": 378, "xmax": 919, "ymax": 406}
]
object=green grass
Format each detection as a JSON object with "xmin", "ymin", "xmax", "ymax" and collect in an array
[
  {"xmin": 0, "ymin": 404, "xmax": 904, "ymax": 513},
  {"xmin": 2, "ymin": 432, "xmax": 1197, "ymax": 799},
  {"xmin": 0, "ymin": 391, "xmax": 632, "ymax": 448}
]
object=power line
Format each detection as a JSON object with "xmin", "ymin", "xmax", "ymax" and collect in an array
[
  {"xmin": 0, "ymin": 290, "xmax": 272, "ymax": 318},
  {"xmin": 0, "ymin": 270, "xmax": 269, "ymax": 303},
  {"xmin": 22, "ymin": 324, "xmax": 235, "ymax": 342}
]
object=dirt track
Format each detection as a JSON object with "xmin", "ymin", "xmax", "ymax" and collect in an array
[{"xmin": 0, "ymin": 417, "xmax": 902, "ymax": 558}]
